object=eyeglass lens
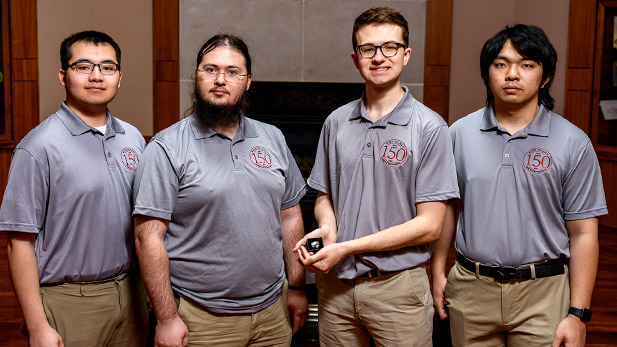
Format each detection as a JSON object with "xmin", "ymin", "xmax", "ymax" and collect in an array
[{"xmin": 72, "ymin": 62, "xmax": 118, "ymax": 75}]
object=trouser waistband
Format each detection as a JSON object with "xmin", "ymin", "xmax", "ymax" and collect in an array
[{"xmin": 456, "ymin": 253, "xmax": 566, "ymax": 281}]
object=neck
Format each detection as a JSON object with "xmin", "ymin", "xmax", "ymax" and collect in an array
[
  {"xmin": 364, "ymin": 83, "xmax": 405, "ymax": 122},
  {"xmin": 493, "ymin": 99, "xmax": 540, "ymax": 134},
  {"xmin": 65, "ymin": 99, "xmax": 108, "ymax": 127}
]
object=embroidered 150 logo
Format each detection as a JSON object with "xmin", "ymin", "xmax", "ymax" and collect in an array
[
  {"xmin": 522, "ymin": 147, "xmax": 552, "ymax": 174},
  {"xmin": 380, "ymin": 139, "xmax": 408, "ymax": 167},
  {"xmin": 249, "ymin": 146, "xmax": 272, "ymax": 169},
  {"xmin": 121, "ymin": 147, "xmax": 140, "ymax": 171}
]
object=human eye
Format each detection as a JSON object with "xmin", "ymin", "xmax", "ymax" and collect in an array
[
  {"xmin": 100, "ymin": 64, "xmax": 116, "ymax": 73},
  {"xmin": 361, "ymin": 45, "xmax": 376, "ymax": 54},
  {"xmin": 204, "ymin": 67, "xmax": 217, "ymax": 74},
  {"xmin": 75, "ymin": 63, "xmax": 92, "ymax": 72},
  {"xmin": 226, "ymin": 69, "xmax": 240, "ymax": 76}
]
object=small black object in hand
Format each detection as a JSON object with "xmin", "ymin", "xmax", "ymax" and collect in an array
[{"xmin": 306, "ymin": 237, "xmax": 324, "ymax": 253}]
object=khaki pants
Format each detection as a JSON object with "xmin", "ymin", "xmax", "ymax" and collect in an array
[
  {"xmin": 316, "ymin": 266, "xmax": 434, "ymax": 347},
  {"xmin": 38, "ymin": 271, "xmax": 149, "ymax": 347},
  {"xmin": 445, "ymin": 261, "xmax": 570, "ymax": 347},
  {"xmin": 176, "ymin": 283, "xmax": 291, "ymax": 347}
]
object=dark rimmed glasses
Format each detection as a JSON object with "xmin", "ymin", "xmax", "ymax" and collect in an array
[
  {"xmin": 68, "ymin": 61, "xmax": 120, "ymax": 75},
  {"xmin": 356, "ymin": 42, "xmax": 407, "ymax": 59}
]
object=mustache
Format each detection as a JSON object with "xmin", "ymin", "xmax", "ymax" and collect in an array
[{"xmin": 210, "ymin": 87, "xmax": 229, "ymax": 94}]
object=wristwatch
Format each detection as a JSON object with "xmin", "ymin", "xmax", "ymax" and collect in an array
[{"xmin": 568, "ymin": 307, "xmax": 592, "ymax": 322}]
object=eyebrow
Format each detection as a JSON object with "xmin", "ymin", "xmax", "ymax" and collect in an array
[
  {"xmin": 72, "ymin": 58, "xmax": 118, "ymax": 64},
  {"xmin": 201, "ymin": 63, "xmax": 242, "ymax": 70}
]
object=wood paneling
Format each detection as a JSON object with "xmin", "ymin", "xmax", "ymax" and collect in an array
[
  {"xmin": 423, "ymin": 0, "xmax": 453, "ymax": 122},
  {"xmin": 152, "ymin": 0, "xmax": 179, "ymax": 134}
]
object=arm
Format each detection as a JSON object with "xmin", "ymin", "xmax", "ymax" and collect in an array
[
  {"xmin": 134, "ymin": 215, "xmax": 188, "ymax": 347},
  {"xmin": 552, "ymin": 218, "xmax": 599, "ymax": 347},
  {"xmin": 430, "ymin": 201, "xmax": 458, "ymax": 319},
  {"xmin": 299, "ymin": 200, "xmax": 447, "ymax": 274},
  {"xmin": 7, "ymin": 232, "xmax": 64, "ymax": 347},
  {"xmin": 280, "ymin": 204, "xmax": 308, "ymax": 334}
]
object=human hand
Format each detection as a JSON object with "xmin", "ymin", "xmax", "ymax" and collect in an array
[
  {"xmin": 552, "ymin": 315, "xmax": 586, "ymax": 347},
  {"xmin": 432, "ymin": 273, "xmax": 449, "ymax": 319},
  {"xmin": 297, "ymin": 242, "xmax": 349, "ymax": 274},
  {"xmin": 293, "ymin": 225, "xmax": 337, "ymax": 253},
  {"xmin": 154, "ymin": 314, "xmax": 189, "ymax": 347},
  {"xmin": 28, "ymin": 324, "xmax": 64, "ymax": 347},
  {"xmin": 287, "ymin": 288, "xmax": 308, "ymax": 334}
]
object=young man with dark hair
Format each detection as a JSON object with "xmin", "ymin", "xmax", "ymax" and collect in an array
[
  {"xmin": 431, "ymin": 24, "xmax": 606, "ymax": 347},
  {"xmin": 133, "ymin": 34, "xmax": 308, "ymax": 347},
  {"xmin": 295, "ymin": 7, "xmax": 459, "ymax": 346},
  {"xmin": 0, "ymin": 30, "xmax": 148, "ymax": 346}
]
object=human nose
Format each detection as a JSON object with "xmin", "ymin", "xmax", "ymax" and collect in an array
[
  {"xmin": 505, "ymin": 65, "xmax": 519, "ymax": 81},
  {"xmin": 89, "ymin": 64, "xmax": 104, "ymax": 80},
  {"xmin": 213, "ymin": 72, "xmax": 227, "ymax": 84},
  {"xmin": 372, "ymin": 47, "xmax": 386, "ymax": 62}
]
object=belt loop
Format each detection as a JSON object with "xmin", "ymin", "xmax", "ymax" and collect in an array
[
  {"xmin": 475, "ymin": 262, "xmax": 480, "ymax": 278},
  {"xmin": 367, "ymin": 271, "xmax": 373, "ymax": 279},
  {"xmin": 530, "ymin": 264, "xmax": 536, "ymax": 280},
  {"xmin": 376, "ymin": 269, "xmax": 382, "ymax": 277}
]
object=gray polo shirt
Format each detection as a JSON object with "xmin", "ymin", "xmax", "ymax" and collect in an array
[
  {"xmin": 0, "ymin": 102, "xmax": 145, "ymax": 283},
  {"xmin": 133, "ymin": 114, "xmax": 306, "ymax": 314},
  {"xmin": 450, "ymin": 105, "xmax": 608, "ymax": 266},
  {"xmin": 308, "ymin": 87, "xmax": 460, "ymax": 279}
]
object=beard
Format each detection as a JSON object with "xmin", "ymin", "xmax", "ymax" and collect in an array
[{"xmin": 192, "ymin": 83, "xmax": 248, "ymax": 128}]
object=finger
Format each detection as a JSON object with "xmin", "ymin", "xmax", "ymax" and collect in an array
[
  {"xmin": 300, "ymin": 246, "xmax": 312, "ymax": 263},
  {"xmin": 293, "ymin": 236, "xmax": 308, "ymax": 251}
]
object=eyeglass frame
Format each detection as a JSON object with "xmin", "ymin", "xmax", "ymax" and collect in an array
[
  {"xmin": 355, "ymin": 42, "xmax": 408, "ymax": 59},
  {"xmin": 67, "ymin": 61, "xmax": 120, "ymax": 75},
  {"xmin": 196, "ymin": 67, "xmax": 250, "ymax": 84}
]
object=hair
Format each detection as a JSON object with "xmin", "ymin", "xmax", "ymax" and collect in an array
[
  {"xmin": 352, "ymin": 7, "xmax": 409, "ymax": 49},
  {"xmin": 195, "ymin": 34, "xmax": 252, "ymax": 74},
  {"xmin": 480, "ymin": 24, "xmax": 557, "ymax": 110},
  {"xmin": 60, "ymin": 30, "xmax": 121, "ymax": 70}
]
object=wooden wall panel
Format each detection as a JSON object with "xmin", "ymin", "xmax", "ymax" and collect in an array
[
  {"xmin": 599, "ymin": 160, "xmax": 617, "ymax": 229},
  {"xmin": 423, "ymin": 0, "xmax": 453, "ymax": 122},
  {"xmin": 152, "ymin": 0, "xmax": 179, "ymax": 134}
]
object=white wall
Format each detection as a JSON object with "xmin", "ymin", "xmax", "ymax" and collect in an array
[
  {"xmin": 37, "ymin": 0, "xmax": 153, "ymax": 134},
  {"xmin": 449, "ymin": 0, "xmax": 570, "ymax": 123}
]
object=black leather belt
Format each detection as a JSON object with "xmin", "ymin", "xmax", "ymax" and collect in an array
[
  {"xmin": 456, "ymin": 253, "xmax": 566, "ymax": 281},
  {"xmin": 357, "ymin": 268, "xmax": 399, "ymax": 279}
]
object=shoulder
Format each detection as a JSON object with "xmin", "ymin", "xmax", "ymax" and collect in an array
[
  {"xmin": 449, "ymin": 107, "xmax": 485, "ymax": 135},
  {"xmin": 16, "ymin": 113, "xmax": 64, "ymax": 153},
  {"xmin": 246, "ymin": 117, "xmax": 285, "ymax": 140},
  {"xmin": 409, "ymin": 99, "xmax": 448, "ymax": 130},
  {"xmin": 548, "ymin": 112, "xmax": 589, "ymax": 142},
  {"xmin": 326, "ymin": 99, "xmax": 361, "ymax": 124},
  {"xmin": 150, "ymin": 117, "xmax": 192, "ymax": 147}
]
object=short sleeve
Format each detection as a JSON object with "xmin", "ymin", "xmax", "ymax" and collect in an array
[
  {"xmin": 415, "ymin": 124, "xmax": 460, "ymax": 202},
  {"xmin": 307, "ymin": 121, "xmax": 331, "ymax": 194},
  {"xmin": 0, "ymin": 148, "xmax": 49, "ymax": 233},
  {"xmin": 132, "ymin": 139, "xmax": 180, "ymax": 220},
  {"xmin": 562, "ymin": 141, "xmax": 608, "ymax": 220},
  {"xmin": 281, "ymin": 144, "xmax": 307, "ymax": 210}
]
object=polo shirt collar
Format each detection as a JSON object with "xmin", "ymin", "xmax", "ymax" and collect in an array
[
  {"xmin": 190, "ymin": 113, "xmax": 257, "ymax": 140},
  {"xmin": 349, "ymin": 86, "xmax": 413, "ymax": 126},
  {"xmin": 56, "ymin": 101, "xmax": 124, "ymax": 136},
  {"xmin": 480, "ymin": 104, "xmax": 551, "ymax": 137}
]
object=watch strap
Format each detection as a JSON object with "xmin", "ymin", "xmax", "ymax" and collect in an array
[{"xmin": 568, "ymin": 307, "xmax": 592, "ymax": 322}]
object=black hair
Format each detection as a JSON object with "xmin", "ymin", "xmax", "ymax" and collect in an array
[
  {"xmin": 196, "ymin": 34, "xmax": 252, "ymax": 74},
  {"xmin": 60, "ymin": 30, "xmax": 121, "ymax": 70},
  {"xmin": 480, "ymin": 24, "xmax": 557, "ymax": 110}
]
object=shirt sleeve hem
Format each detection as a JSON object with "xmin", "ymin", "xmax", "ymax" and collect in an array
[
  {"xmin": 0, "ymin": 223, "xmax": 39, "ymax": 233},
  {"xmin": 132, "ymin": 207, "xmax": 173, "ymax": 220},
  {"xmin": 564, "ymin": 207, "xmax": 608, "ymax": 221},
  {"xmin": 281, "ymin": 185, "xmax": 308, "ymax": 210},
  {"xmin": 415, "ymin": 190, "xmax": 460, "ymax": 203},
  {"xmin": 307, "ymin": 178, "xmax": 329, "ymax": 194}
]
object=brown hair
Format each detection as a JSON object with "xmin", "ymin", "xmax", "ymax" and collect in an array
[{"xmin": 352, "ymin": 7, "xmax": 409, "ymax": 49}]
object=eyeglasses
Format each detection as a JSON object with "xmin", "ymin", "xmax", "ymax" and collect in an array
[
  {"xmin": 355, "ymin": 42, "xmax": 407, "ymax": 59},
  {"xmin": 68, "ymin": 61, "xmax": 120, "ymax": 75},
  {"xmin": 196, "ymin": 67, "xmax": 249, "ymax": 83}
]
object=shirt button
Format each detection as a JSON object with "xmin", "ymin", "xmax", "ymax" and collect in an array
[
  {"xmin": 234, "ymin": 155, "xmax": 238, "ymax": 159},
  {"xmin": 367, "ymin": 143, "xmax": 372, "ymax": 148},
  {"xmin": 107, "ymin": 153, "xmax": 112, "ymax": 157},
  {"xmin": 504, "ymin": 154, "xmax": 510, "ymax": 158}
]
